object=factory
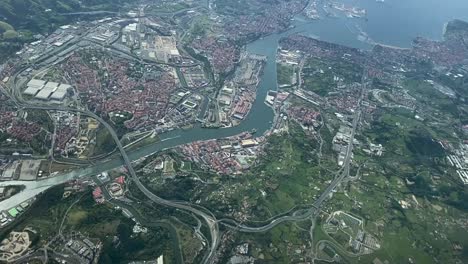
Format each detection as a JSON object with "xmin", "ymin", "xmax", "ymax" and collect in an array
[{"xmin": 23, "ymin": 79, "xmax": 71, "ymax": 101}]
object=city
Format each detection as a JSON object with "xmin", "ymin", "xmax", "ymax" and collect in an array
[{"xmin": 0, "ymin": 0, "xmax": 467, "ymax": 264}]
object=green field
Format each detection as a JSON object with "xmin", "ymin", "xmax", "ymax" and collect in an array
[
  {"xmin": 277, "ymin": 63, "xmax": 296, "ymax": 86},
  {"xmin": 249, "ymin": 123, "xmax": 326, "ymax": 216},
  {"xmin": 94, "ymin": 128, "xmax": 116, "ymax": 155},
  {"xmin": 180, "ymin": 161, "xmax": 192, "ymax": 171},
  {"xmin": 302, "ymin": 57, "xmax": 363, "ymax": 96}
]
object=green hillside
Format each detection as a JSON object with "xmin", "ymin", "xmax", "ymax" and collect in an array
[{"xmin": 0, "ymin": 0, "xmax": 135, "ymax": 62}]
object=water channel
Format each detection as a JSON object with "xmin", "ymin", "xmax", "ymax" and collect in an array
[
  {"xmin": 114, "ymin": 0, "xmax": 468, "ymax": 170},
  {"xmin": 14, "ymin": 0, "xmax": 468, "ymax": 186}
]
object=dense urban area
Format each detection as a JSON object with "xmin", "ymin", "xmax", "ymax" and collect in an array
[{"xmin": 0, "ymin": 0, "xmax": 467, "ymax": 263}]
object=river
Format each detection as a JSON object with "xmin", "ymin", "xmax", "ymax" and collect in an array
[
  {"xmin": 120, "ymin": 0, "xmax": 468, "ymax": 166},
  {"xmin": 3, "ymin": 0, "xmax": 468, "ymax": 201}
]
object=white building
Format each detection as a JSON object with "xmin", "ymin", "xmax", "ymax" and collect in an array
[
  {"xmin": 23, "ymin": 79, "xmax": 46, "ymax": 96},
  {"xmin": 35, "ymin": 89, "xmax": 53, "ymax": 100},
  {"xmin": 27, "ymin": 79, "xmax": 46, "ymax": 89},
  {"xmin": 23, "ymin": 86, "xmax": 41, "ymax": 96}
]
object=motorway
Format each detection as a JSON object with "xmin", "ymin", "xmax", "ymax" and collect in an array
[
  {"xmin": 0, "ymin": 78, "xmax": 364, "ymax": 263},
  {"xmin": 221, "ymin": 104, "xmax": 362, "ymax": 233},
  {"xmin": 0, "ymin": 16, "xmax": 368, "ymax": 263},
  {"xmin": 220, "ymin": 71, "xmax": 367, "ymax": 233},
  {"xmin": 1, "ymin": 65, "xmax": 365, "ymax": 263},
  {"xmin": 12, "ymin": 101, "xmax": 221, "ymax": 264},
  {"xmin": 1, "ymin": 76, "xmax": 221, "ymax": 263}
]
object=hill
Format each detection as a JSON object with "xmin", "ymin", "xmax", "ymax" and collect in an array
[{"xmin": 0, "ymin": 0, "xmax": 135, "ymax": 62}]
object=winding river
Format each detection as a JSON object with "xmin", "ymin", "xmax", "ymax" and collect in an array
[
  {"xmin": 108, "ymin": 0, "xmax": 468, "ymax": 170},
  {"xmin": 3, "ymin": 0, "xmax": 468, "ymax": 207},
  {"xmin": 1, "ymin": 3, "xmax": 468, "ymax": 264}
]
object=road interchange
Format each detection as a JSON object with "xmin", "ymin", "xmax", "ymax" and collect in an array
[{"xmin": 0, "ymin": 21, "xmax": 368, "ymax": 262}]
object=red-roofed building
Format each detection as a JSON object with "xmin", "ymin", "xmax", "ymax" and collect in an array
[
  {"xmin": 92, "ymin": 187, "xmax": 105, "ymax": 203},
  {"xmin": 115, "ymin": 176, "xmax": 125, "ymax": 185}
]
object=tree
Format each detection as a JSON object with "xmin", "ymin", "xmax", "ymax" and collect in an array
[{"xmin": 3, "ymin": 29, "xmax": 18, "ymax": 39}]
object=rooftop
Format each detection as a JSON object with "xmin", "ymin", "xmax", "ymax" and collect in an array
[
  {"xmin": 50, "ymin": 90, "xmax": 67, "ymax": 100},
  {"xmin": 57, "ymin": 83, "xmax": 71, "ymax": 90},
  {"xmin": 27, "ymin": 79, "xmax": 46, "ymax": 88},
  {"xmin": 23, "ymin": 86, "xmax": 41, "ymax": 96},
  {"xmin": 35, "ymin": 89, "xmax": 53, "ymax": 100},
  {"xmin": 8, "ymin": 207, "xmax": 19, "ymax": 217},
  {"xmin": 44, "ymin": 81, "xmax": 59, "ymax": 90}
]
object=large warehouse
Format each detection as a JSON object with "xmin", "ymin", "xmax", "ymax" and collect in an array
[
  {"xmin": 50, "ymin": 84, "xmax": 71, "ymax": 101},
  {"xmin": 23, "ymin": 79, "xmax": 46, "ymax": 96},
  {"xmin": 27, "ymin": 79, "xmax": 46, "ymax": 89},
  {"xmin": 35, "ymin": 85, "xmax": 56, "ymax": 100},
  {"xmin": 23, "ymin": 79, "xmax": 72, "ymax": 101}
]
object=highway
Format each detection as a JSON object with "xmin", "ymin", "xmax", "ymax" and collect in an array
[
  {"xmin": 0, "ymin": 78, "xmax": 364, "ymax": 261},
  {"xmin": 0, "ymin": 34, "xmax": 221, "ymax": 263},
  {"xmin": 1, "ymin": 77, "xmax": 221, "ymax": 263},
  {"xmin": 0, "ymin": 16, "xmax": 370, "ymax": 262},
  {"xmin": 220, "ymin": 70, "xmax": 367, "ymax": 233},
  {"xmin": 17, "ymin": 103, "xmax": 221, "ymax": 264},
  {"xmin": 1, "ymin": 64, "xmax": 365, "ymax": 243},
  {"xmin": 221, "ymin": 108, "xmax": 362, "ymax": 232}
]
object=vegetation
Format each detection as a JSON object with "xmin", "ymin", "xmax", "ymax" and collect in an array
[
  {"xmin": 0, "ymin": 0, "xmax": 136, "ymax": 62},
  {"xmin": 214, "ymin": 0, "xmax": 281, "ymax": 16},
  {"xmin": 277, "ymin": 63, "xmax": 295, "ymax": 86},
  {"xmin": 1, "ymin": 185, "xmax": 176, "ymax": 263},
  {"xmin": 215, "ymin": 121, "xmax": 340, "ymax": 223},
  {"xmin": 302, "ymin": 57, "xmax": 363, "ymax": 96},
  {"xmin": 236, "ymin": 222, "xmax": 312, "ymax": 263},
  {"xmin": 94, "ymin": 127, "xmax": 116, "ymax": 155},
  {"xmin": 0, "ymin": 0, "xmax": 134, "ymax": 33},
  {"xmin": 446, "ymin": 19, "xmax": 468, "ymax": 34},
  {"xmin": 145, "ymin": 2, "xmax": 190, "ymax": 14}
]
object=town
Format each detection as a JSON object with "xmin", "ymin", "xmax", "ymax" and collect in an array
[{"xmin": 0, "ymin": 1, "xmax": 467, "ymax": 264}]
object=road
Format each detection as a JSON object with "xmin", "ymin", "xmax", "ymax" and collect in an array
[
  {"xmin": 220, "ymin": 109, "xmax": 361, "ymax": 232},
  {"xmin": 220, "ymin": 70, "xmax": 367, "ymax": 233},
  {"xmin": 3, "ymin": 74, "xmax": 221, "ymax": 262},
  {"xmin": 0, "ymin": 16, "xmax": 370, "ymax": 263},
  {"xmin": 14, "ymin": 102, "xmax": 221, "ymax": 264},
  {"xmin": 1, "ymin": 66, "xmax": 365, "ymax": 245},
  {"xmin": 98, "ymin": 183, "xmax": 185, "ymax": 264},
  {"xmin": 0, "ymin": 80, "xmax": 362, "ymax": 261},
  {"xmin": 219, "ymin": 111, "xmax": 361, "ymax": 233}
]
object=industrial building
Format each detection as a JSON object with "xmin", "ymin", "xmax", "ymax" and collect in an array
[
  {"xmin": 23, "ymin": 87, "xmax": 41, "ymax": 96},
  {"xmin": 49, "ymin": 90, "xmax": 67, "ymax": 101},
  {"xmin": 241, "ymin": 139, "xmax": 257, "ymax": 148},
  {"xmin": 35, "ymin": 88, "xmax": 54, "ymax": 100},
  {"xmin": 36, "ymin": 81, "xmax": 59, "ymax": 100},
  {"xmin": 23, "ymin": 79, "xmax": 46, "ymax": 96},
  {"xmin": 0, "ymin": 162, "xmax": 20, "ymax": 180},
  {"xmin": 23, "ymin": 79, "xmax": 71, "ymax": 101},
  {"xmin": 50, "ymin": 84, "xmax": 71, "ymax": 101},
  {"xmin": 27, "ymin": 79, "xmax": 46, "ymax": 89},
  {"xmin": 44, "ymin": 81, "xmax": 59, "ymax": 90}
]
